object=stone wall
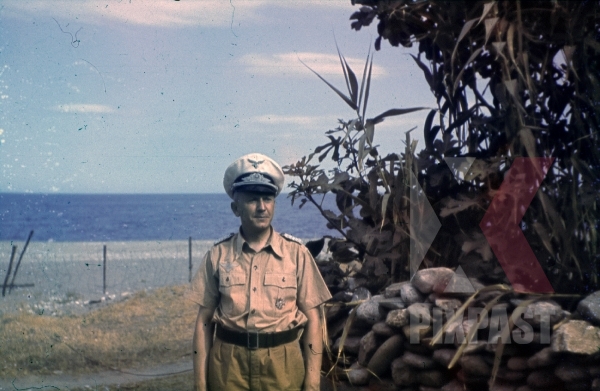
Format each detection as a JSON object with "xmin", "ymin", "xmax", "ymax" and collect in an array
[{"xmin": 323, "ymin": 267, "xmax": 600, "ymax": 391}]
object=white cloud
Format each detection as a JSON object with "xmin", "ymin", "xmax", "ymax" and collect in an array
[
  {"xmin": 55, "ymin": 104, "xmax": 113, "ymax": 113},
  {"xmin": 3, "ymin": 0, "xmax": 351, "ymax": 28},
  {"xmin": 239, "ymin": 52, "xmax": 386, "ymax": 78},
  {"xmin": 251, "ymin": 114, "xmax": 334, "ymax": 129}
]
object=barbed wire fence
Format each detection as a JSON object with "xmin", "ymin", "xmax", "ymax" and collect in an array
[{"xmin": 0, "ymin": 238, "xmax": 214, "ymax": 315}]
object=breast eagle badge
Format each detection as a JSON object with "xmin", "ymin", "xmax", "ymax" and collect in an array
[{"xmin": 248, "ymin": 158, "xmax": 264, "ymax": 169}]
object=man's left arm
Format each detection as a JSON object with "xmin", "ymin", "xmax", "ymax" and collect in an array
[{"xmin": 301, "ymin": 306, "xmax": 323, "ymax": 391}]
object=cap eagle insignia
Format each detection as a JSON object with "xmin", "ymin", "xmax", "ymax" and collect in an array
[{"xmin": 248, "ymin": 158, "xmax": 264, "ymax": 169}]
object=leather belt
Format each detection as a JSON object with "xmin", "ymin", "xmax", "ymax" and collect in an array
[{"xmin": 215, "ymin": 324, "xmax": 302, "ymax": 350}]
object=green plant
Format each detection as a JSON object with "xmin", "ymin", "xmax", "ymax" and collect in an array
[
  {"xmin": 283, "ymin": 48, "xmax": 427, "ymax": 293},
  {"xmin": 348, "ymin": 0, "xmax": 600, "ymax": 293}
]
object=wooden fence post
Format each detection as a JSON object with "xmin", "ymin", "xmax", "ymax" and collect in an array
[
  {"xmin": 2, "ymin": 246, "xmax": 17, "ymax": 297},
  {"xmin": 103, "ymin": 245, "xmax": 107, "ymax": 295},
  {"xmin": 188, "ymin": 236, "xmax": 192, "ymax": 283},
  {"xmin": 8, "ymin": 230, "xmax": 34, "ymax": 294}
]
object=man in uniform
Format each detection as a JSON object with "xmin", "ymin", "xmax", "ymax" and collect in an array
[{"xmin": 187, "ymin": 153, "xmax": 332, "ymax": 391}]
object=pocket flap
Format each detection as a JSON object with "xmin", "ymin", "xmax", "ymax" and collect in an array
[
  {"xmin": 220, "ymin": 271, "xmax": 245, "ymax": 287},
  {"xmin": 264, "ymin": 273, "xmax": 296, "ymax": 289}
]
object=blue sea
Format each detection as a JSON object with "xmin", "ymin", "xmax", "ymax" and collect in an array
[{"xmin": 0, "ymin": 193, "xmax": 337, "ymax": 242}]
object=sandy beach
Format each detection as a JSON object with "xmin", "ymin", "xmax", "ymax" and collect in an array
[{"xmin": 0, "ymin": 240, "xmax": 215, "ymax": 315}]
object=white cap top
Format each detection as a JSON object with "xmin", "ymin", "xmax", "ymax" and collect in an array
[{"xmin": 223, "ymin": 153, "xmax": 284, "ymax": 199}]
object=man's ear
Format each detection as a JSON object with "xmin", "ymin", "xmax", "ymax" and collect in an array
[{"xmin": 231, "ymin": 201, "xmax": 240, "ymax": 217}]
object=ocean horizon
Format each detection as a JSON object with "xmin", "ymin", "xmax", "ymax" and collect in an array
[{"xmin": 0, "ymin": 193, "xmax": 338, "ymax": 242}]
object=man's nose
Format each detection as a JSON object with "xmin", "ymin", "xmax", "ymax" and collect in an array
[{"xmin": 257, "ymin": 198, "xmax": 266, "ymax": 210}]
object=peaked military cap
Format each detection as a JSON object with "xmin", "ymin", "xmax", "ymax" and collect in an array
[{"xmin": 223, "ymin": 153, "xmax": 285, "ymax": 199}]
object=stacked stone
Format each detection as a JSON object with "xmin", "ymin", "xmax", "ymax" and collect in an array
[{"xmin": 325, "ymin": 268, "xmax": 600, "ymax": 391}]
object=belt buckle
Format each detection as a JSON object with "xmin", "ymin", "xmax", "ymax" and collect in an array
[{"xmin": 247, "ymin": 331, "xmax": 259, "ymax": 350}]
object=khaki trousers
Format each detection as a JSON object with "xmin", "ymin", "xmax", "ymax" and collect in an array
[{"xmin": 208, "ymin": 337, "xmax": 305, "ymax": 391}]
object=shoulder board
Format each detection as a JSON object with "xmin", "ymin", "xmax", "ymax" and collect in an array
[
  {"xmin": 281, "ymin": 233, "xmax": 303, "ymax": 244},
  {"xmin": 213, "ymin": 233, "xmax": 235, "ymax": 246}
]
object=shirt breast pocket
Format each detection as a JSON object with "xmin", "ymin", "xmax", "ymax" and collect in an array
[
  {"xmin": 263, "ymin": 273, "xmax": 297, "ymax": 317},
  {"xmin": 219, "ymin": 271, "xmax": 246, "ymax": 316}
]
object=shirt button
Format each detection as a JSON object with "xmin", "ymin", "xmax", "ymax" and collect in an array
[
  {"xmin": 251, "ymin": 309, "xmax": 255, "ymax": 314},
  {"xmin": 253, "ymin": 266, "xmax": 258, "ymax": 270},
  {"xmin": 253, "ymin": 287, "xmax": 257, "ymax": 292}
]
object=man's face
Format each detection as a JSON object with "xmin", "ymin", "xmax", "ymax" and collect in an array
[{"xmin": 231, "ymin": 191, "xmax": 276, "ymax": 234}]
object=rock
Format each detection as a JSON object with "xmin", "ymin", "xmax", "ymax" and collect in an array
[
  {"xmin": 589, "ymin": 365, "xmax": 600, "ymax": 378},
  {"xmin": 456, "ymin": 368, "xmax": 488, "ymax": 386},
  {"xmin": 523, "ymin": 300, "xmax": 564, "ymax": 327},
  {"xmin": 459, "ymin": 354, "xmax": 491, "ymax": 378},
  {"xmin": 402, "ymin": 323, "xmax": 432, "ymax": 343},
  {"xmin": 552, "ymin": 320, "xmax": 600, "ymax": 355},
  {"xmin": 554, "ymin": 361, "xmax": 590, "ymax": 382},
  {"xmin": 495, "ymin": 368, "xmax": 527, "ymax": 381},
  {"xmin": 527, "ymin": 369, "xmax": 562, "ymax": 389},
  {"xmin": 351, "ymin": 286, "xmax": 372, "ymax": 301},
  {"xmin": 412, "ymin": 267, "xmax": 454, "ymax": 294},
  {"xmin": 434, "ymin": 272, "xmax": 484, "ymax": 295},
  {"xmin": 401, "ymin": 283, "xmax": 426, "ymax": 305},
  {"xmin": 372, "ymin": 321, "xmax": 397, "ymax": 338},
  {"xmin": 434, "ymin": 298, "xmax": 463, "ymax": 313},
  {"xmin": 462, "ymin": 340, "xmax": 488, "ymax": 354},
  {"xmin": 385, "ymin": 281, "xmax": 410, "ymax": 298},
  {"xmin": 407, "ymin": 303, "xmax": 433, "ymax": 325},
  {"xmin": 403, "ymin": 341, "xmax": 433, "ymax": 355},
  {"xmin": 346, "ymin": 362, "xmax": 371, "ymax": 386},
  {"xmin": 368, "ymin": 334, "xmax": 404, "ymax": 377},
  {"xmin": 333, "ymin": 336, "xmax": 362, "ymax": 355},
  {"xmin": 527, "ymin": 347, "xmax": 557, "ymax": 368},
  {"xmin": 417, "ymin": 369, "xmax": 449, "ymax": 387},
  {"xmin": 386, "ymin": 309, "xmax": 410, "ymax": 328},
  {"xmin": 506, "ymin": 356, "xmax": 528, "ymax": 371},
  {"xmin": 378, "ymin": 297, "xmax": 407, "ymax": 310},
  {"xmin": 578, "ymin": 290, "xmax": 600, "ymax": 326},
  {"xmin": 565, "ymin": 381, "xmax": 592, "ymax": 391},
  {"xmin": 432, "ymin": 348, "xmax": 456, "ymax": 367},
  {"xmin": 358, "ymin": 331, "xmax": 378, "ymax": 367},
  {"xmin": 489, "ymin": 383, "xmax": 518, "ymax": 391},
  {"xmin": 402, "ymin": 351, "xmax": 436, "ymax": 369},
  {"xmin": 390, "ymin": 357, "xmax": 417, "ymax": 386},
  {"xmin": 441, "ymin": 380, "xmax": 464, "ymax": 391},
  {"xmin": 356, "ymin": 295, "xmax": 385, "ymax": 325}
]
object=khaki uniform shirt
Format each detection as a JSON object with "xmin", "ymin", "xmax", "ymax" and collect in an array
[{"xmin": 187, "ymin": 229, "xmax": 332, "ymax": 333}]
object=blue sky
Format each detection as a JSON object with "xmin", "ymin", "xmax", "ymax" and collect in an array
[{"xmin": 0, "ymin": 0, "xmax": 434, "ymax": 194}]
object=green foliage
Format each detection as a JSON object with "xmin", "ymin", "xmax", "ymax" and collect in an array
[
  {"xmin": 348, "ymin": 0, "xmax": 600, "ymax": 293},
  {"xmin": 288, "ymin": 1, "xmax": 600, "ymax": 294},
  {"xmin": 284, "ymin": 48, "xmax": 427, "ymax": 293}
]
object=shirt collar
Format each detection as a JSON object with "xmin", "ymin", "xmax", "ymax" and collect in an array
[{"xmin": 234, "ymin": 227, "xmax": 283, "ymax": 259}]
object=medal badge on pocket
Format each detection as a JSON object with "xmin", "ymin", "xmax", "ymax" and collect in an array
[{"xmin": 275, "ymin": 298, "xmax": 284, "ymax": 310}]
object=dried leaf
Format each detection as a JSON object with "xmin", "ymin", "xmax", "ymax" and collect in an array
[
  {"xmin": 507, "ymin": 22, "xmax": 516, "ymax": 63},
  {"xmin": 439, "ymin": 195, "xmax": 481, "ymax": 218},
  {"xmin": 365, "ymin": 122, "xmax": 374, "ymax": 145},
  {"xmin": 452, "ymin": 18, "xmax": 478, "ymax": 65},
  {"xmin": 460, "ymin": 232, "xmax": 494, "ymax": 262},
  {"xmin": 478, "ymin": 2, "xmax": 496, "ymax": 25},
  {"xmin": 504, "ymin": 78, "xmax": 518, "ymax": 99},
  {"xmin": 518, "ymin": 127, "xmax": 537, "ymax": 158},
  {"xmin": 362, "ymin": 57, "xmax": 374, "ymax": 124},
  {"xmin": 453, "ymin": 47, "xmax": 483, "ymax": 93},
  {"xmin": 484, "ymin": 17, "xmax": 499, "ymax": 45},
  {"xmin": 381, "ymin": 193, "xmax": 390, "ymax": 229}
]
